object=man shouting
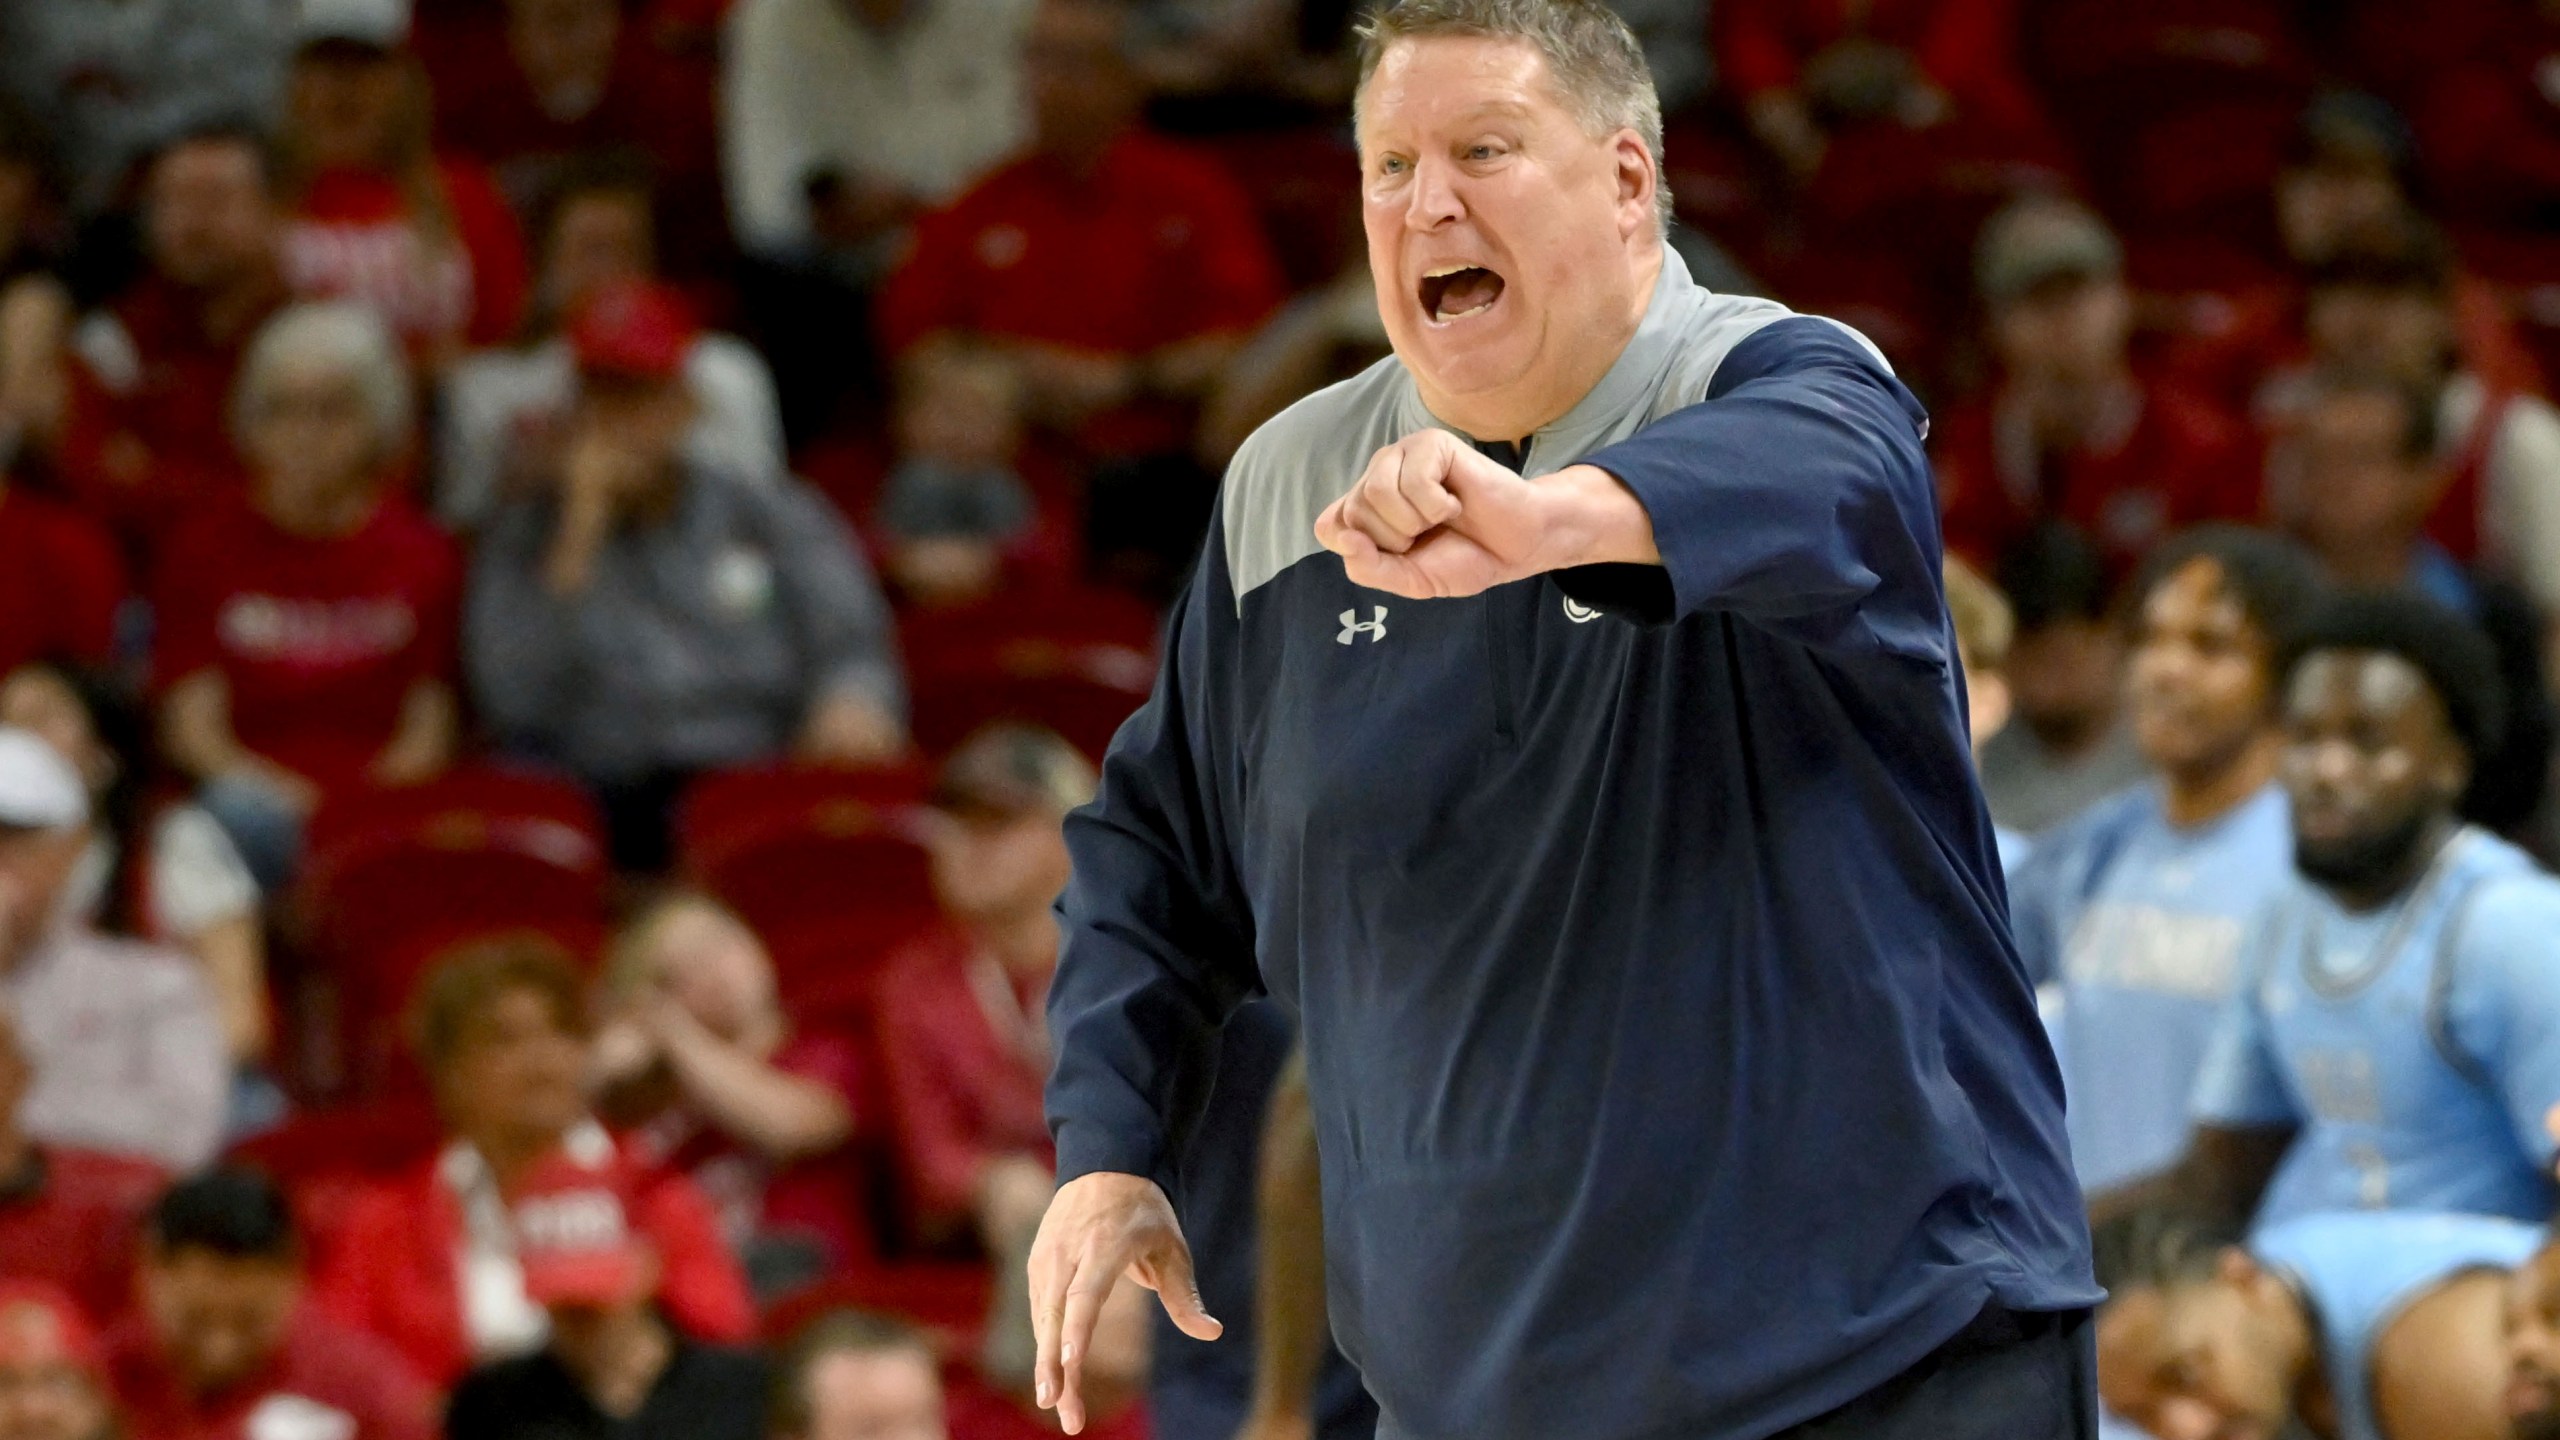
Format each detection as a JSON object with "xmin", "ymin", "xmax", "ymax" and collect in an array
[{"xmin": 1028, "ymin": 2, "xmax": 2100, "ymax": 1437}]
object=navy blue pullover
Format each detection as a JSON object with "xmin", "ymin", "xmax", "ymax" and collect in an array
[{"xmin": 1047, "ymin": 253, "xmax": 2098, "ymax": 1440}]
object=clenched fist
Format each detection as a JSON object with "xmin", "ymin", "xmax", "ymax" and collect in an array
[{"xmin": 1314, "ymin": 429, "xmax": 1658, "ymax": 599}]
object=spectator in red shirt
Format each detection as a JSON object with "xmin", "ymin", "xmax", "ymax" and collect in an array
[
  {"xmin": 878, "ymin": 0, "xmax": 1286, "ymax": 470},
  {"xmin": 0, "ymin": 1008, "xmax": 163, "ymax": 1327},
  {"xmin": 154, "ymin": 302, "xmax": 459, "ymax": 892},
  {"xmin": 1935, "ymin": 196, "xmax": 2262, "ymax": 577},
  {"xmin": 0, "ymin": 1281, "xmax": 116, "ymax": 1440},
  {"xmin": 276, "ymin": 0, "xmax": 530, "ymax": 369},
  {"xmin": 417, "ymin": 0, "xmax": 722, "ymax": 272},
  {"xmin": 107, "ymin": 1168, "xmax": 438, "ymax": 1440},
  {"xmin": 315, "ymin": 937, "xmax": 755, "ymax": 1387},
  {"xmin": 873, "ymin": 725, "xmax": 1094, "ymax": 1253},
  {"xmin": 0, "ymin": 480, "xmax": 120, "ymax": 683},
  {"xmin": 594, "ymin": 893, "xmax": 867, "ymax": 1296},
  {"xmin": 52, "ymin": 126, "xmax": 289, "ymax": 565}
]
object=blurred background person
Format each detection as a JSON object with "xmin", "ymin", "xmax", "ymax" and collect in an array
[
  {"xmin": 274, "ymin": 0, "xmax": 527, "ymax": 368},
  {"xmin": 595, "ymin": 892, "xmax": 866, "ymax": 1298},
  {"xmin": 105, "ymin": 1167, "xmax": 437, "ymax": 1440},
  {"xmin": 1, "ymin": 663, "xmax": 275, "ymax": 1127},
  {"xmin": 1976, "ymin": 522, "xmax": 2149, "ymax": 835},
  {"xmin": 0, "ymin": 728, "xmax": 226, "ymax": 1172},
  {"xmin": 768, "ymin": 1311, "xmax": 948, "ymax": 1440},
  {"xmin": 468, "ymin": 280, "xmax": 905, "ymax": 873},
  {"xmin": 51, "ymin": 124, "xmax": 286, "ymax": 565},
  {"xmin": 443, "ymin": 1154, "xmax": 769, "ymax": 1440},
  {"xmin": 871, "ymin": 726, "xmax": 1092, "ymax": 1255},
  {"xmin": 438, "ymin": 160, "xmax": 783, "ymax": 531},
  {"xmin": 317, "ymin": 937, "xmax": 754, "ymax": 1387},
  {"xmin": 872, "ymin": 347, "xmax": 1052, "ymax": 609},
  {"xmin": 154, "ymin": 302, "xmax": 458, "ymax": 893},
  {"xmin": 0, "ymin": 1008, "xmax": 162, "ymax": 1327},
  {"xmin": 2097, "ymin": 1210, "xmax": 2531, "ymax": 1440},
  {"xmin": 2006, "ymin": 528, "xmax": 2321, "ymax": 1205},
  {"xmin": 0, "ymin": 1281, "xmax": 116, "ymax": 1440},
  {"xmin": 1936, "ymin": 197, "xmax": 2261, "ymax": 577},
  {"xmin": 1942, "ymin": 555, "xmax": 2029, "ymax": 875},
  {"xmin": 0, "ymin": 472, "xmax": 121, "ymax": 691}
]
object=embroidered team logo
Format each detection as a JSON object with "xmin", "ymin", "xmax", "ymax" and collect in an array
[
  {"xmin": 1562, "ymin": 597, "xmax": 1602, "ymax": 624},
  {"xmin": 1337, "ymin": 606, "xmax": 1388, "ymax": 644}
]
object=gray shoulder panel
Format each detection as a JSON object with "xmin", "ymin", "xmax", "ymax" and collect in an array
[{"xmin": 1220, "ymin": 354, "xmax": 1419, "ymax": 610}]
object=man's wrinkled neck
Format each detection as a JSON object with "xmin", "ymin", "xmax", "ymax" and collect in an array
[{"xmin": 1421, "ymin": 241, "xmax": 1664, "ymax": 446}]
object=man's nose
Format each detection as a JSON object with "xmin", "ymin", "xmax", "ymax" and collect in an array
[{"xmin": 1403, "ymin": 156, "xmax": 1464, "ymax": 231}]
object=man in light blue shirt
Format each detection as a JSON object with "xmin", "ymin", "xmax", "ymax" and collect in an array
[
  {"xmin": 2008, "ymin": 527, "xmax": 2323, "ymax": 1200},
  {"xmin": 2160, "ymin": 591, "xmax": 2560, "ymax": 1231}
]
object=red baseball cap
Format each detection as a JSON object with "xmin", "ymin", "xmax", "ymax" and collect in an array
[
  {"xmin": 0, "ymin": 1281, "xmax": 103, "ymax": 1381},
  {"xmin": 511, "ymin": 1153, "xmax": 655, "ymax": 1310},
  {"xmin": 568, "ymin": 280, "xmax": 696, "ymax": 383}
]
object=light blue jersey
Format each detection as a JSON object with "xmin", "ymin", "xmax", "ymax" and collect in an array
[
  {"xmin": 2192, "ymin": 829, "xmax": 2560, "ymax": 1227},
  {"xmin": 2253, "ymin": 1211, "xmax": 2542, "ymax": 1440},
  {"xmin": 2008, "ymin": 783, "xmax": 2294, "ymax": 1194}
]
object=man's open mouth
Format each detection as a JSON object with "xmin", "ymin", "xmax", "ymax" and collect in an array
[{"xmin": 1419, "ymin": 265, "xmax": 1505, "ymax": 323}]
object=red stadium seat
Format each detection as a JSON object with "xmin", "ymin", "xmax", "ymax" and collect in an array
[
  {"xmin": 762, "ymin": 1261, "xmax": 997, "ymax": 1353},
  {"xmin": 762, "ymin": 913, "xmax": 938, "ymax": 1031},
  {"xmin": 225, "ymin": 1101, "xmax": 444, "ymax": 1251},
  {"xmin": 901, "ymin": 584, "xmax": 1161, "ymax": 759},
  {"xmin": 676, "ymin": 765, "xmax": 941, "ymax": 945}
]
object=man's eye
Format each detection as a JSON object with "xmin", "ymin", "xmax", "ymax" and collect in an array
[
  {"xmin": 1378, "ymin": 156, "xmax": 1408, "ymax": 176},
  {"xmin": 1467, "ymin": 144, "xmax": 1497, "ymax": 160}
]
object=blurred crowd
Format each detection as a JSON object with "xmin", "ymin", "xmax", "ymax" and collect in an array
[{"xmin": 0, "ymin": 0, "xmax": 2557, "ymax": 1437}]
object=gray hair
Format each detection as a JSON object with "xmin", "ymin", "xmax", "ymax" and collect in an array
[
  {"xmin": 1354, "ymin": 0, "xmax": 1671, "ymax": 233},
  {"xmin": 231, "ymin": 301, "xmax": 414, "ymax": 457}
]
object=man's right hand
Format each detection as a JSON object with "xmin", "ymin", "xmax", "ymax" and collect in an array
[{"xmin": 1028, "ymin": 1171, "xmax": 1222, "ymax": 1435}]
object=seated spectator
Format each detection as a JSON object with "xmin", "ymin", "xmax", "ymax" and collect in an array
[
  {"xmin": 2265, "ymin": 217, "xmax": 2560, "ymax": 648},
  {"xmin": 0, "ymin": 1281, "xmax": 116, "ymax": 1440},
  {"xmin": 0, "ymin": 0, "xmax": 286, "ymax": 216},
  {"xmin": 0, "ymin": 729, "xmax": 227, "ymax": 1172},
  {"xmin": 0, "ymin": 1007, "xmax": 163, "ymax": 1325},
  {"xmin": 0, "ymin": 100, "xmax": 68, "ymax": 473},
  {"xmin": 106, "ymin": 1168, "xmax": 438, "ymax": 1440},
  {"xmin": 468, "ymin": 281, "xmax": 905, "ymax": 872},
  {"xmin": 444, "ymin": 1153, "xmax": 770, "ymax": 1440},
  {"xmin": 1, "ymin": 664, "xmax": 279, "ymax": 1136},
  {"xmin": 874, "ymin": 347, "xmax": 1050, "ymax": 608},
  {"xmin": 1975, "ymin": 523, "xmax": 2148, "ymax": 834},
  {"xmin": 440, "ymin": 165, "xmax": 783, "ymax": 530},
  {"xmin": 1935, "ymin": 197, "xmax": 2261, "ymax": 576},
  {"xmin": 2099, "ymin": 1210, "xmax": 2532, "ymax": 1440},
  {"xmin": 154, "ymin": 303, "xmax": 459, "ymax": 892},
  {"xmin": 417, "ymin": 0, "xmax": 721, "ymax": 265},
  {"xmin": 721, "ymin": 0, "xmax": 1031, "ymax": 265},
  {"xmin": 275, "ymin": 0, "xmax": 529, "ymax": 366},
  {"xmin": 2006, "ymin": 528, "xmax": 2321, "ymax": 1203},
  {"xmin": 2269, "ymin": 370, "xmax": 2552, "ymax": 831},
  {"xmin": 769, "ymin": 1311, "xmax": 947, "ymax": 1440},
  {"xmin": 595, "ymin": 893, "xmax": 865, "ymax": 1296},
  {"xmin": 879, "ymin": 0, "xmax": 1285, "ymax": 581},
  {"xmin": 1941, "ymin": 556, "xmax": 2030, "ymax": 876},
  {"xmin": 0, "ymin": 478, "xmax": 120, "ymax": 683},
  {"xmin": 316, "ymin": 937, "xmax": 755, "ymax": 1386},
  {"xmin": 872, "ymin": 726, "xmax": 1093, "ymax": 1252},
  {"xmin": 52, "ymin": 125, "xmax": 288, "ymax": 563}
]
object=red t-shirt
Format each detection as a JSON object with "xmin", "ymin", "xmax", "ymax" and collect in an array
[
  {"xmin": 282, "ymin": 160, "xmax": 531, "ymax": 353},
  {"xmin": 870, "ymin": 928, "xmax": 1053, "ymax": 1232},
  {"xmin": 56, "ymin": 273, "xmax": 279, "ymax": 562},
  {"xmin": 0, "ymin": 1146, "xmax": 163, "ymax": 1324},
  {"xmin": 0, "ymin": 487, "xmax": 124, "ymax": 677},
  {"xmin": 1933, "ymin": 375, "xmax": 2263, "ymax": 575},
  {"xmin": 312, "ymin": 1147, "xmax": 755, "ymax": 1388},
  {"xmin": 151, "ymin": 495, "xmax": 460, "ymax": 791},
  {"xmin": 105, "ymin": 1303, "xmax": 439, "ymax": 1440},
  {"xmin": 623, "ymin": 1030, "xmax": 875, "ymax": 1276},
  {"xmin": 880, "ymin": 131, "xmax": 1284, "ymax": 458}
]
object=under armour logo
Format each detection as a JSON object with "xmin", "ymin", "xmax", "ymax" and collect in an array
[{"xmin": 1337, "ymin": 606, "xmax": 1388, "ymax": 644}]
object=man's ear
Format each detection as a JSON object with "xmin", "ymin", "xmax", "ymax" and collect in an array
[{"xmin": 1614, "ymin": 130, "xmax": 1657, "ymax": 238}]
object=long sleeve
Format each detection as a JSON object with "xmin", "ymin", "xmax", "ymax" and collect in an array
[
  {"xmin": 720, "ymin": 0, "xmax": 820, "ymax": 255},
  {"xmin": 764, "ymin": 481, "xmax": 907, "ymax": 720},
  {"xmin": 463, "ymin": 503, "xmax": 592, "ymax": 753},
  {"xmin": 1046, "ymin": 519, "xmax": 1266, "ymax": 1190},
  {"xmin": 1569, "ymin": 317, "xmax": 1948, "ymax": 662}
]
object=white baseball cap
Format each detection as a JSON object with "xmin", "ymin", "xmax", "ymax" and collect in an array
[
  {"xmin": 0, "ymin": 729, "xmax": 88, "ymax": 834},
  {"xmin": 295, "ymin": 0, "xmax": 413, "ymax": 50}
]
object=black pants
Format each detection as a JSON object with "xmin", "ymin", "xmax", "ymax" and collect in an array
[{"xmin": 1773, "ymin": 1303, "xmax": 2097, "ymax": 1440}]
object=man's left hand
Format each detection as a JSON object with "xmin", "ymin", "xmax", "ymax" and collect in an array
[{"xmin": 1315, "ymin": 429, "xmax": 1656, "ymax": 599}]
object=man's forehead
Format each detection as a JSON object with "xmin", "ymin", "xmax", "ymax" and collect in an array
[
  {"xmin": 1358, "ymin": 33, "xmax": 1564, "ymax": 136},
  {"xmin": 2295, "ymin": 649, "xmax": 2433, "ymax": 716}
]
